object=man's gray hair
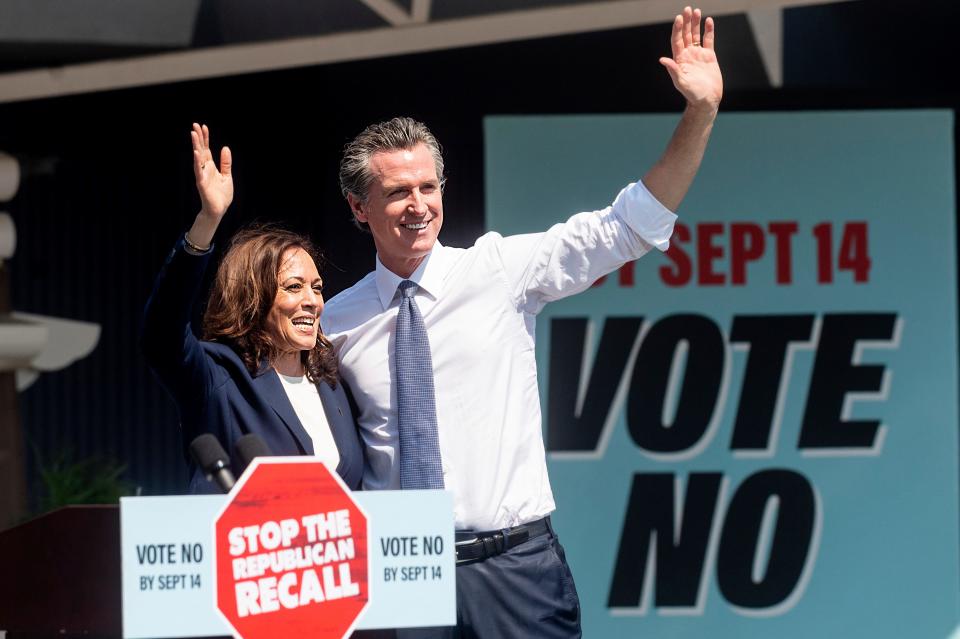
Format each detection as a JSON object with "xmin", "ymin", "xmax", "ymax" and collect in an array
[{"xmin": 339, "ymin": 117, "xmax": 445, "ymax": 230}]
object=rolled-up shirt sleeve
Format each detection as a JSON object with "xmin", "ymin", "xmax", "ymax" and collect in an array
[
  {"xmin": 493, "ymin": 179, "xmax": 678, "ymax": 315},
  {"xmin": 611, "ymin": 179, "xmax": 678, "ymax": 251}
]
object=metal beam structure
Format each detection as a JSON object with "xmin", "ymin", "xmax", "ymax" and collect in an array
[{"xmin": 0, "ymin": 0, "xmax": 853, "ymax": 103}]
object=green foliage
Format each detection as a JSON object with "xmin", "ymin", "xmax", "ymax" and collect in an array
[{"xmin": 34, "ymin": 449, "xmax": 133, "ymax": 514}]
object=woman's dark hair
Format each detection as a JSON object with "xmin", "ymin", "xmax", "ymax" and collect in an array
[{"xmin": 201, "ymin": 224, "xmax": 338, "ymax": 386}]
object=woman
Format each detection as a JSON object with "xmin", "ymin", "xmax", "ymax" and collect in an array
[{"xmin": 141, "ymin": 123, "xmax": 363, "ymax": 492}]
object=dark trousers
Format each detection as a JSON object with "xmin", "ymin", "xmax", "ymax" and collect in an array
[{"xmin": 396, "ymin": 519, "xmax": 582, "ymax": 639}]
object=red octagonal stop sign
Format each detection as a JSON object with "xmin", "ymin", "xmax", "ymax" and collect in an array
[{"xmin": 214, "ymin": 458, "xmax": 369, "ymax": 639}]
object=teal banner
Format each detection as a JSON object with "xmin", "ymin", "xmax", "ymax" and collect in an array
[{"xmin": 484, "ymin": 111, "xmax": 958, "ymax": 637}]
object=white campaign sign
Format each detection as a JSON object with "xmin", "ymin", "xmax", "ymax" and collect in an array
[
  {"xmin": 121, "ymin": 489, "xmax": 455, "ymax": 638},
  {"xmin": 121, "ymin": 495, "xmax": 226, "ymax": 638}
]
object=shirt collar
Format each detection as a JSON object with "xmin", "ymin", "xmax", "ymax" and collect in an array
[{"xmin": 374, "ymin": 241, "xmax": 446, "ymax": 310}]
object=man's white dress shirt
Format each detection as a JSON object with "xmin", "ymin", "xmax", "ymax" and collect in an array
[{"xmin": 322, "ymin": 180, "xmax": 677, "ymax": 531}]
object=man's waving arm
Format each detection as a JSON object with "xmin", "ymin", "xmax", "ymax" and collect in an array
[{"xmin": 643, "ymin": 6, "xmax": 723, "ymax": 212}]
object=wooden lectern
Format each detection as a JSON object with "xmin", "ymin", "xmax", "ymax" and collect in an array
[{"xmin": 0, "ymin": 505, "xmax": 121, "ymax": 638}]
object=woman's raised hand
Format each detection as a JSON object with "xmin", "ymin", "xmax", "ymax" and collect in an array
[{"xmin": 192, "ymin": 122, "xmax": 233, "ymax": 218}]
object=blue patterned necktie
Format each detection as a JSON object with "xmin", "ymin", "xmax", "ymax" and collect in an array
[{"xmin": 395, "ymin": 280, "xmax": 444, "ymax": 489}]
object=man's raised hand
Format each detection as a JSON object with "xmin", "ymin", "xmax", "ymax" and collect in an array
[{"xmin": 659, "ymin": 7, "xmax": 723, "ymax": 112}]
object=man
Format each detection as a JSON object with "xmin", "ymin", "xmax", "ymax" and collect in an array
[{"xmin": 323, "ymin": 7, "xmax": 722, "ymax": 637}]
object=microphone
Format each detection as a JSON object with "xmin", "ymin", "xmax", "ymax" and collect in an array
[
  {"xmin": 188, "ymin": 434, "xmax": 235, "ymax": 493},
  {"xmin": 235, "ymin": 433, "xmax": 272, "ymax": 476}
]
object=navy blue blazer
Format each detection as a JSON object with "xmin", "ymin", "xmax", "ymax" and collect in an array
[{"xmin": 141, "ymin": 238, "xmax": 364, "ymax": 492}]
